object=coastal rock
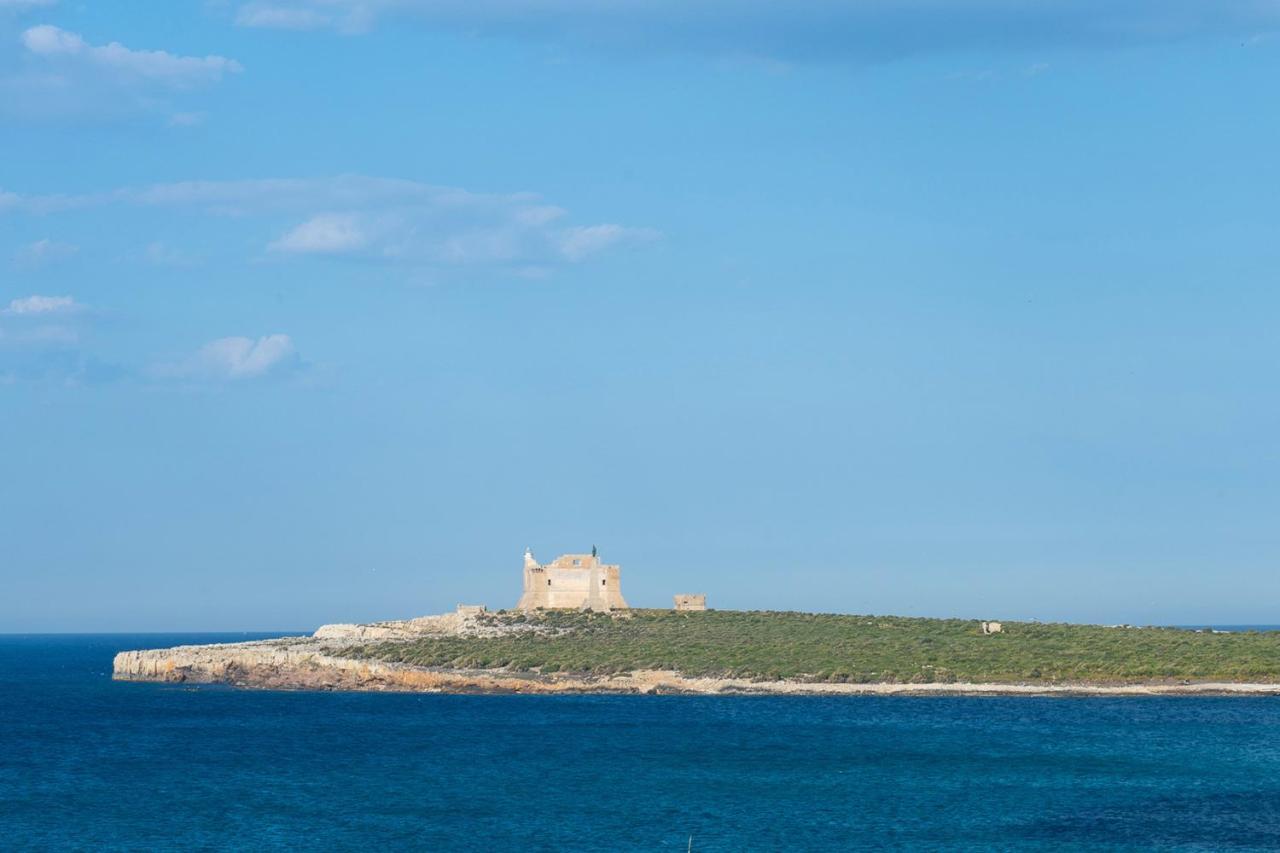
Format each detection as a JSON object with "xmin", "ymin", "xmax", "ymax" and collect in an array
[
  {"xmin": 111, "ymin": 610, "xmax": 557, "ymax": 689},
  {"xmin": 312, "ymin": 613, "xmax": 462, "ymax": 641}
]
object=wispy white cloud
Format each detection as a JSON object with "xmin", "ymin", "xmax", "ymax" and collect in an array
[
  {"xmin": 0, "ymin": 292, "xmax": 126, "ymax": 386},
  {"xmin": 21, "ymin": 25, "xmax": 243, "ymax": 86},
  {"xmin": 269, "ymin": 213, "xmax": 369, "ymax": 254},
  {"xmin": 3, "ymin": 26, "xmax": 242, "ymax": 120},
  {"xmin": 144, "ymin": 241, "xmax": 195, "ymax": 266},
  {"xmin": 168, "ymin": 111, "xmax": 206, "ymax": 127},
  {"xmin": 13, "ymin": 238, "xmax": 77, "ymax": 267},
  {"xmin": 0, "ymin": 322, "xmax": 78, "ymax": 345},
  {"xmin": 235, "ymin": 4, "xmax": 334, "ymax": 30},
  {"xmin": 2, "ymin": 294, "xmax": 85, "ymax": 315},
  {"xmin": 1, "ymin": 175, "xmax": 657, "ymax": 273},
  {"xmin": 228, "ymin": 1, "xmax": 1280, "ymax": 61},
  {"xmin": 946, "ymin": 68, "xmax": 998, "ymax": 83},
  {"xmin": 0, "ymin": 293, "xmax": 89, "ymax": 379},
  {"xmin": 558, "ymin": 224, "xmax": 658, "ymax": 261},
  {"xmin": 159, "ymin": 334, "xmax": 299, "ymax": 381}
]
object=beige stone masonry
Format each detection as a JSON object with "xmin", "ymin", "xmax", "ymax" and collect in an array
[{"xmin": 517, "ymin": 549, "xmax": 628, "ymax": 611}]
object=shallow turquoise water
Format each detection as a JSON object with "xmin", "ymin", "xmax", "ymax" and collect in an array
[{"xmin": 3, "ymin": 634, "xmax": 1279, "ymax": 850}]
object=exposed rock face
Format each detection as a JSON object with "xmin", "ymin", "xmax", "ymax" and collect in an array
[
  {"xmin": 113, "ymin": 613, "xmax": 469, "ymax": 686},
  {"xmin": 312, "ymin": 613, "xmax": 463, "ymax": 641},
  {"xmin": 111, "ymin": 610, "xmax": 563, "ymax": 691},
  {"xmin": 114, "ymin": 638, "xmax": 338, "ymax": 684}
]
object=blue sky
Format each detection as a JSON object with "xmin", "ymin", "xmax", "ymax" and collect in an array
[{"xmin": 3, "ymin": 1, "xmax": 1279, "ymax": 631}]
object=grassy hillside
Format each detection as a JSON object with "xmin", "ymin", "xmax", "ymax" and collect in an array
[{"xmin": 334, "ymin": 610, "xmax": 1280, "ymax": 684}]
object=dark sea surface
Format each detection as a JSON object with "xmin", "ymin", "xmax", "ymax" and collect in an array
[{"xmin": 3, "ymin": 634, "xmax": 1280, "ymax": 851}]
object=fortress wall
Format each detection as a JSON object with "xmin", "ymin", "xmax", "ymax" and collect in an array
[
  {"xmin": 545, "ymin": 567, "xmax": 595, "ymax": 608},
  {"xmin": 601, "ymin": 565, "xmax": 627, "ymax": 609},
  {"xmin": 517, "ymin": 552, "xmax": 628, "ymax": 611},
  {"xmin": 517, "ymin": 567, "xmax": 548, "ymax": 609}
]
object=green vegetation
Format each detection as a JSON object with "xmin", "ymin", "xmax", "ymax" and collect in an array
[{"xmin": 337, "ymin": 610, "xmax": 1280, "ymax": 684}]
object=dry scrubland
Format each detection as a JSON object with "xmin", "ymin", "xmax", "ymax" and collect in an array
[{"xmin": 337, "ymin": 609, "xmax": 1280, "ymax": 685}]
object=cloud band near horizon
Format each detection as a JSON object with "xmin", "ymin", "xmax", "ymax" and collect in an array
[
  {"xmin": 0, "ymin": 175, "xmax": 657, "ymax": 271},
  {"xmin": 230, "ymin": 0, "xmax": 1280, "ymax": 60}
]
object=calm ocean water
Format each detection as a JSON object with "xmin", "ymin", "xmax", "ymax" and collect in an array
[{"xmin": 3, "ymin": 635, "xmax": 1280, "ymax": 851}]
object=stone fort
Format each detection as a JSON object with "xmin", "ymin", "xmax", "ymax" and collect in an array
[{"xmin": 517, "ymin": 548, "xmax": 629, "ymax": 612}]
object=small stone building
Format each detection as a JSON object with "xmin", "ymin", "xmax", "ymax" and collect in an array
[
  {"xmin": 517, "ymin": 548, "xmax": 628, "ymax": 612},
  {"xmin": 673, "ymin": 594, "xmax": 707, "ymax": 611}
]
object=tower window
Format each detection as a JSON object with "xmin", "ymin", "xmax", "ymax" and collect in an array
[{"xmin": 547, "ymin": 579, "xmax": 552, "ymax": 586}]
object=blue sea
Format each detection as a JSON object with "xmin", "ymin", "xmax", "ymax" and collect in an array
[{"xmin": 3, "ymin": 635, "xmax": 1280, "ymax": 851}]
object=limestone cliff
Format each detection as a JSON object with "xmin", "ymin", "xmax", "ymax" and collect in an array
[{"xmin": 112, "ymin": 611, "xmax": 565, "ymax": 692}]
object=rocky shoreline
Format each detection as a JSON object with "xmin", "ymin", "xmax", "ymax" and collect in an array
[{"xmin": 112, "ymin": 615, "xmax": 1280, "ymax": 697}]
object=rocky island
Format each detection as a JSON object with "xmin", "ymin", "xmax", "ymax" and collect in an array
[
  {"xmin": 114, "ymin": 550, "xmax": 1280, "ymax": 696},
  {"xmin": 114, "ymin": 607, "xmax": 1280, "ymax": 696}
]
